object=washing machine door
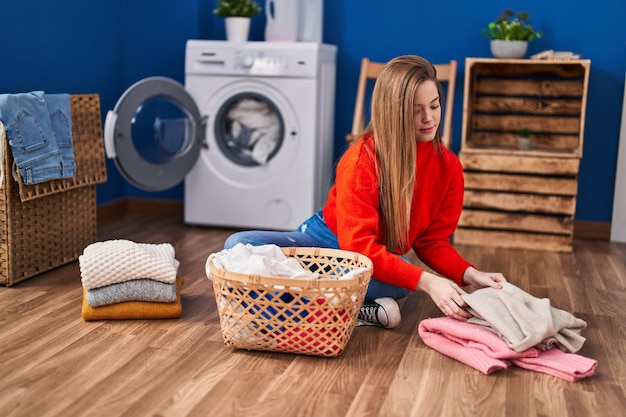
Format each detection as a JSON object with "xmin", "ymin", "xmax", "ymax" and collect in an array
[{"xmin": 104, "ymin": 76, "xmax": 205, "ymax": 191}]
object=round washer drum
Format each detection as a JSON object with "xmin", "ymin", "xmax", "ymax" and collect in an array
[
  {"xmin": 191, "ymin": 78, "xmax": 300, "ymax": 190},
  {"xmin": 212, "ymin": 91, "xmax": 285, "ymax": 167},
  {"xmin": 104, "ymin": 76, "xmax": 206, "ymax": 191}
]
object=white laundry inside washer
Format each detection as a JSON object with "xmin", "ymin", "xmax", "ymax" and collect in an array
[
  {"xmin": 104, "ymin": 40, "xmax": 337, "ymax": 231},
  {"xmin": 225, "ymin": 96, "xmax": 281, "ymax": 165}
]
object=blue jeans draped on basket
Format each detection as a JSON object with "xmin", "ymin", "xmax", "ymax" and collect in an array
[{"xmin": 0, "ymin": 91, "xmax": 75, "ymax": 184}]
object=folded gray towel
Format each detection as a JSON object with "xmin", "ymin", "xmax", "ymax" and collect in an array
[
  {"xmin": 85, "ymin": 278, "xmax": 177, "ymax": 307},
  {"xmin": 462, "ymin": 282, "xmax": 587, "ymax": 353}
]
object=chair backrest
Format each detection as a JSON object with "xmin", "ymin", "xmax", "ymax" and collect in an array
[{"xmin": 346, "ymin": 57, "xmax": 457, "ymax": 149}]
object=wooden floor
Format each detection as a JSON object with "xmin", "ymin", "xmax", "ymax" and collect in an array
[{"xmin": 1, "ymin": 211, "xmax": 625, "ymax": 417}]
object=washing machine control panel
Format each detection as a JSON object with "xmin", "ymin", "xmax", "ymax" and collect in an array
[
  {"xmin": 238, "ymin": 52, "xmax": 257, "ymax": 69},
  {"xmin": 237, "ymin": 52, "xmax": 286, "ymax": 74},
  {"xmin": 236, "ymin": 51, "xmax": 299, "ymax": 77},
  {"xmin": 185, "ymin": 41, "xmax": 334, "ymax": 79}
]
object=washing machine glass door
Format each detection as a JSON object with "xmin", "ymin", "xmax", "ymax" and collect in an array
[
  {"xmin": 104, "ymin": 76, "xmax": 205, "ymax": 191},
  {"xmin": 214, "ymin": 91, "xmax": 285, "ymax": 167}
]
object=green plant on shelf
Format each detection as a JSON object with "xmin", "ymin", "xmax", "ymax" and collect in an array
[
  {"xmin": 213, "ymin": 0, "xmax": 262, "ymax": 18},
  {"xmin": 482, "ymin": 9, "xmax": 542, "ymax": 41},
  {"xmin": 519, "ymin": 127, "xmax": 531, "ymax": 138}
]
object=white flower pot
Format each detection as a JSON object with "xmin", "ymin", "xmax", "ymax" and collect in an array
[
  {"xmin": 225, "ymin": 17, "xmax": 251, "ymax": 42},
  {"xmin": 490, "ymin": 40, "xmax": 528, "ymax": 59},
  {"xmin": 518, "ymin": 136, "xmax": 531, "ymax": 150}
]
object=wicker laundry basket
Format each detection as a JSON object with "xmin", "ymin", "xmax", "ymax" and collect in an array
[
  {"xmin": 0, "ymin": 94, "xmax": 107, "ymax": 286},
  {"xmin": 208, "ymin": 247, "xmax": 373, "ymax": 357}
]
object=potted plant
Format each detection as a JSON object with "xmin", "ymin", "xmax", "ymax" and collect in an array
[
  {"xmin": 213, "ymin": 0, "xmax": 262, "ymax": 42},
  {"xmin": 518, "ymin": 127, "xmax": 532, "ymax": 150},
  {"xmin": 482, "ymin": 9, "xmax": 541, "ymax": 59}
]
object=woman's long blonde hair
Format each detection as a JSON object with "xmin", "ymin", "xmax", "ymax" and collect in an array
[{"xmin": 365, "ymin": 55, "xmax": 444, "ymax": 252}]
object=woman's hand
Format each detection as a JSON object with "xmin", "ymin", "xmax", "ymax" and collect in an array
[
  {"xmin": 416, "ymin": 271, "xmax": 472, "ymax": 321},
  {"xmin": 462, "ymin": 266, "xmax": 507, "ymax": 289}
]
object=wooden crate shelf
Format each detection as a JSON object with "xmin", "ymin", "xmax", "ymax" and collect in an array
[
  {"xmin": 456, "ymin": 58, "xmax": 591, "ymax": 252},
  {"xmin": 460, "ymin": 58, "xmax": 590, "ymax": 157}
]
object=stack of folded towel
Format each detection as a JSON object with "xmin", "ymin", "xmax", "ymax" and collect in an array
[
  {"xmin": 79, "ymin": 239, "xmax": 183, "ymax": 321},
  {"xmin": 418, "ymin": 282, "xmax": 597, "ymax": 382}
]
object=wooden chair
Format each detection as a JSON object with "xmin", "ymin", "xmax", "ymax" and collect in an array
[{"xmin": 346, "ymin": 57, "xmax": 458, "ymax": 149}]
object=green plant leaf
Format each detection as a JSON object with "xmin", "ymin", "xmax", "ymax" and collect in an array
[
  {"xmin": 214, "ymin": 0, "xmax": 262, "ymax": 18},
  {"xmin": 482, "ymin": 9, "xmax": 541, "ymax": 41}
]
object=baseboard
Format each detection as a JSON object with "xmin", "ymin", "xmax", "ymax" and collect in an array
[
  {"xmin": 126, "ymin": 198, "xmax": 184, "ymax": 217},
  {"xmin": 97, "ymin": 199, "xmax": 612, "ymax": 241},
  {"xmin": 573, "ymin": 220, "xmax": 611, "ymax": 241},
  {"xmin": 97, "ymin": 198, "xmax": 184, "ymax": 223},
  {"xmin": 96, "ymin": 199, "xmax": 128, "ymax": 223}
]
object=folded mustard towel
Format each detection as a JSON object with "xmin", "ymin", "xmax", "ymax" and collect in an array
[{"xmin": 81, "ymin": 276, "xmax": 184, "ymax": 321}]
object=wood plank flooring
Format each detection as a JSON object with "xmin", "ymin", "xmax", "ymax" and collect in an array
[{"xmin": 1, "ymin": 211, "xmax": 625, "ymax": 417}]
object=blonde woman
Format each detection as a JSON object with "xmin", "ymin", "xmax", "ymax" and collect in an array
[{"xmin": 224, "ymin": 55, "xmax": 506, "ymax": 328}]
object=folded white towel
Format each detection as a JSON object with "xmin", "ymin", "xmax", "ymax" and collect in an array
[{"xmin": 79, "ymin": 240, "xmax": 179, "ymax": 290}]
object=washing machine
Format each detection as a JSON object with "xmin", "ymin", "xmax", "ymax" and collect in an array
[{"xmin": 104, "ymin": 40, "xmax": 337, "ymax": 230}]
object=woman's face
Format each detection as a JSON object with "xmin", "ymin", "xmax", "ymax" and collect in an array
[{"xmin": 413, "ymin": 80, "xmax": 441, "ymax": 143}]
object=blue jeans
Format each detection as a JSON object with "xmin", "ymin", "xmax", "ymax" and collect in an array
[
  {"xmin": 224, "ymin": 209, "xmax": 411, "ymax": 302},
  {"xmin": 0, "ymin": 91, "xmax": 74, "ymax": 184},
  {"xmin": 45, "ymin": 94, "xmax": 75, "ymax": 178}
]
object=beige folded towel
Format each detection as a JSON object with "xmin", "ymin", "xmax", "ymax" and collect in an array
[{"xmin": 462, "ymin": 282, "xmax": 587, "ymax": 353}]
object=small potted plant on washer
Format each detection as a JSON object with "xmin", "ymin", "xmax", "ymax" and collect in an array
[
  {"xmin": 518, "ymin": 127, "xmax": 532, "ymax": 150},
  {"xmin": 214, "ymin": 0, "xmax": 262, "ymax": 42},
  {"xmin": 482, "ymin": 9, "xmax": 542, "ymax": 59}
]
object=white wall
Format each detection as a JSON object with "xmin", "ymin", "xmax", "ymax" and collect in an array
[{"xmin": 611, "ymin": 71, "xmax": 626, "ymax": 243}]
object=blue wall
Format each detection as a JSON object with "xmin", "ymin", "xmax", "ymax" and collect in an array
[{"xmin": 0, "ymin": 0, "xmax": 624, "ymax": 223}]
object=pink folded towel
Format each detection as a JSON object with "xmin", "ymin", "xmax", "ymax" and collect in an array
[
  {"xmin": 512, "ymin": 348, "xmax": 597, "ymax": 382},
  {"xmin": 418, "ymin": 317, "xmax": 597, "ymax": 381},
  {"xmin": 418, "ymin": 317, "xmax": 534, "ymax": 374}
]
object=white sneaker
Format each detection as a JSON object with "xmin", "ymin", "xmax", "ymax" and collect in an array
[{"xmin": 357, "ymin": 297, "xmax": 401, "ymax": 329}]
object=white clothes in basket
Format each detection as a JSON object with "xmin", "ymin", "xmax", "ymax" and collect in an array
[{"xmin": 206, "ymin": 243, "xmax": 319, "ymax": 279}]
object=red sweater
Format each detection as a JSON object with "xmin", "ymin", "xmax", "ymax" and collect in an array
[{"xmin": 322, "ymin": 134, "xmax": 472, "ymax": 290}]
